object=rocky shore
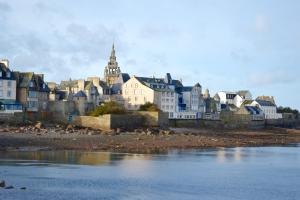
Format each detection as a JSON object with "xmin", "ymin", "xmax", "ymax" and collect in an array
[{"xmin": 0, "ymin": 123, "xmax": 300, "ymax": 153}]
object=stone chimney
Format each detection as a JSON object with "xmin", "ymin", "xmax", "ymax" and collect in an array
[{"xmin": 0, "ymin": 59, "xmax": 9, "ymax": 68}]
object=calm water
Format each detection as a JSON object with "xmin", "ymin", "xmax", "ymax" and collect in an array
[{"xmin": 0, "ymin": 145, "xmax": 300, "ymax": 200}]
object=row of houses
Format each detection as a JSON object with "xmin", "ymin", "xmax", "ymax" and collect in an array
[{"xmin": 0, "ymin": 44, "xmax": 284, "ymax": 120}]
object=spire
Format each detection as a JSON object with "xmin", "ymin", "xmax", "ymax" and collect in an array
[{"xmin": 110, "ymin": 43, "xmax": 116, "ymax": 60}]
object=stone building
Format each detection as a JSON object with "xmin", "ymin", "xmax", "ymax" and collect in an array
[
  {"xmin": 122, "ymin": 73, "xmax": 182, "ymax": 113},
  {"xmin": 13, "ymin": 72, "xmax": 50, "ymax": 112}
]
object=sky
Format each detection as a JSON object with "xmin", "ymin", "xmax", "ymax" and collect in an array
[{"xmin": 0, "ymin": 0, "xmax": 299, "ymax": 109}]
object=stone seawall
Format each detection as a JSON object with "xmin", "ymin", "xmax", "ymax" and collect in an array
[
  {"xmin": 169, "ymin": 119, "xmax": 265, "ymax": 129},
  {"xmin": 72, "ymin": 114, "xmax": 144, "ymax": 130}
]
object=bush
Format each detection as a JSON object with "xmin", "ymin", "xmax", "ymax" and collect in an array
[
  {"xmin": 139, "ymin": 102, "xmax": 160, "ymax": 112},
  {"xmin": 278, "ymin": 106, "xmax": 299, "ymax": 115},
  {"xmin": 89, "ymin": 101, "xmax": 127, "ymax": 116}
]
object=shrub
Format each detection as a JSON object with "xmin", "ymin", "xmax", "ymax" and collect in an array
[
  {"xmin": 89, "ymin": 101, "xmax": 127, "ymax": 116},
  {"xmin": 139, "ymin": 102, "xmax": 160, "ymax": 112}
]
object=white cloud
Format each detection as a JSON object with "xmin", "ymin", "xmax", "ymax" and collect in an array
[{"xmin": 255, "ymin": 15, "xmax": 271, "ymax": 33}]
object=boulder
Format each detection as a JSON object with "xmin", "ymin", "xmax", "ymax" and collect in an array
[
  {"xmin": 0, "ymin": 180, "xmax": 5, "ymax": 187},
  {"xmin": 5, "ymin": 185, "xmax": 14, "ymax": 189},
  {"xmin": 116, "ymin": 128, "xmax": 122, "ymax": 135},
  {"xmin": 34, "ymin": 122, "xmax": 42, "ymax": 130},
  {"xmin": 66, "ymin": 124, "xmax": 73, "ymax": 131}
]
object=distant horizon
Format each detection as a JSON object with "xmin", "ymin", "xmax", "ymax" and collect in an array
[{"xmin": 0, "ymin": 0, "xmax": 299, "ymax": 110}]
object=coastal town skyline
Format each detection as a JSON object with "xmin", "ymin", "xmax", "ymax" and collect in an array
[{"xmin": 0, "ymin": 0, "xmax": 299, "ymax": 110}]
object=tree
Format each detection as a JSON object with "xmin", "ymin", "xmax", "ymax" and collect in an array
[
  {"xmin": 88, "ymin": 101, "xmax": 127, "ymax": 116},
  {"xmin": 139, "ymin": 102, "xmax": 160, "ymax": 112},
  {"xmin": 277, "ymin": 106, "xmax": 299, "ymax": 115}
]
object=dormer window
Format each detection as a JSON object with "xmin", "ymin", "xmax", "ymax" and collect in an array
[
  {"xmin": 30, "ymin": 81, "xmax": 34, "ymax": 87},
  {"xmin": 42, "ymin": 83, "xmax": 46, "ymax": 89},
  {"xmin": 6, "ymin": 71, "xmax": 11, "ymax": 78}
]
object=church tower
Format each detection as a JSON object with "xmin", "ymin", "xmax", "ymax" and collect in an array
[{"xmin": 104, "ymin": 44, "xmax": 121, "ymax": 85}]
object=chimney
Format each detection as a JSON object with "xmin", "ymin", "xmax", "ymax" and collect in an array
[{"xmin": 0, "ymin": 59, "xmax": 9, "ymax": 68}]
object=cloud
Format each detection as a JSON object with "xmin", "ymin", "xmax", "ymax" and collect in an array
[
  {"xmin": 0, "ymin": 2, "xmax": 11, "ymax": 12},
  {"xmin": 0, "ymin": 21, "xmax": 126, "ymax": 81},
  {"xmin": 255, "ymin": 15, "xmax": 271, "ymax": 33}
]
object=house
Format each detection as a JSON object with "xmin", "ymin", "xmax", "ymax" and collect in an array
[
  {"xmin": 122, "ymin": 73, "xmax": 182, "ymax": 113},
  {"xmin": 59, "ymin": 79, "xmax": 99, "ymax": 105},
  {"xmin": 236, "ymin": 103, "xmax": 264, "ymax": 121},
  {"xmin": 0, "ymin": 59, "xmax": 22, "ymax": 112},
  {"xmin": 215, "ymin": 90, "xmax": 252, "ymax": 109},
  {"xmin": 13, "ymin": 72, "xmax": 50, "ymax": 112},
  {"xmin": 251, "ymin": 99, "xmax": 282, "ymax": 119}
]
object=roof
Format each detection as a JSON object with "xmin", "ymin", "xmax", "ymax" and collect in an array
[
  {"xmin": 245, "ymin": 106, "xmax": 261, "ymax": 115},
  {"xmin": 242, "ymin": 100, "xmax": 254, "ymax": 105},
  {"xmin": 84, "ymin": 81, "xmax": 92, "ymax": 90},
  {"xmin": 0, "ymin": 63, "xmax": 15, "ymax": 80},
  {"xmin": 13, "ymin": 72, "xmax": 50, "ymax": 92},
  {"xmin": 120, "ymin": 73, "xmax": 130, "ymax": 82},
  {"xmin": 194, "ymin": 83, "xmax": 201, "ymax": 87},
  {"xmin": 255, "ymin": 99, "xmax": 276, "ymax": 107},
  {"xmin": 74, "ymin": 90, "xmax": 87, "ymax": 97}
]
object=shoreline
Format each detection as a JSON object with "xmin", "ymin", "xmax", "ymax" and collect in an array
[{"xmin": 1, "ymin": 126, "xmax": 300, "ymax": 153}]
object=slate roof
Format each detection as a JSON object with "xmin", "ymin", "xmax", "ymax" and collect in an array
[
  {"xmin": 13, "ymin": 72, "xmax": 50, "ymax": 92},
  {"xmin": 255, "ymin": 99, "xmax": 276, "ymax": 107},
  {"xmin": 245, "ymin": 106, "xmax": 261, "ymax": 115},
  {"xmin": 0, "ymin": 63, "xmax": 15, "ymax": 80},
  {"xmin": 120, "ymin": 73, "xmax": 130, "ymax": 82},
  {"xmin": 74, "ymin": 90, "xmax": 87, "ymax": 98}
]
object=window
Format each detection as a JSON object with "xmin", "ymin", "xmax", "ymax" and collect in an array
[
  {"xmin": 135, "ymin": 96, "xmax": 138, "ymax": 101},
  {"xmin": 42, "ymin": 83, "xmax": 46, "ymax": 89},
  {"xmin": 28, "ymin": 91, "xmax": 37, "ymax": 98},
  {"xmin": 0, "ymin": 72, "xmax": 2, "ymax": 77},
  {"xmin": 135, "ymin": 83, "xmax": 138, "ymax": 88},
  {"xmin": 7, "ymin": 91, "xmax": 11, "ymax": 97},
  {"xmin": 140, "ymin": 89, "xmax": 143, "ymax": 95},
  {"xmin": 30, "ymin": 81, "xmax": 34, "ymax": 87},
  {"xmin": 134, "ymin": 89, "xmax": 138, "ymax": 95},
  {"xmin": 0, "ymin": 90, "xmax": 3, "ymax": 97},
  {"xmin": 0, "ymin": 80, "xmax": 2, "ymax": 87},
  {"xmin": 6, "ymin": 71, "xmax": 11, "ymax": 78},
  {"xmin": 7, "ymin": 81, "xmax": 11, "ymax": 87},
  {"xmin": 28, "ymin": 101, "xmax": 37, "ymax": 108}
]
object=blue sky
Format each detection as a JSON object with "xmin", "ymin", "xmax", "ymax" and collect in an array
[{"xmin": 0, "ymin": 0, "xmax": 299, "ymax": 109}]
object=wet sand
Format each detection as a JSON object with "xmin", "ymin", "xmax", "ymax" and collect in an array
[{"xmin": 0, "ymin": 125, "xmax": 300, "ymax": 153}]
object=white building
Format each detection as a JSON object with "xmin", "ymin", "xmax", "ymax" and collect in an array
[
  {"xmin": 122, "ymin": 74, "xmax": 181, "ymax": 113},
  {"xmin": 250, "ymin": 99, "xmax": 282, "ymax": 119},
  {"xmin": 215, "ymin": 90, "xmax": 252, "ymax": 109},
  {"xmin": 0, "ymin": 59, "xmax": 22, "ymax": 113}
]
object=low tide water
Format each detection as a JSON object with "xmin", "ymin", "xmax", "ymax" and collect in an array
[{"xmin": 0, "ymin": 145, "xmax": 300, "ymax": 200}]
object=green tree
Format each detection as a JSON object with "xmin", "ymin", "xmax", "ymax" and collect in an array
[
  {"xmin": 89, "ymin": 101, "xmax": 127, "ymax": 116},
  {"xmin": 139, "ymin": 102, "xmax": 160, "ymax": 112}
]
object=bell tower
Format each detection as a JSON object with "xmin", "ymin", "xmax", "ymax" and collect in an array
[{"xmin": 104, "ymin": 44, "xmax": 121, "ymax": 85}]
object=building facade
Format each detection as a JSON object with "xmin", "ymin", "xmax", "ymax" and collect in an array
[
  {"xmin": 13, "ymin": 72, "xmax": 50, "ymax": 112},
  {"xmin": 0, "ymin": 59, "xmax": 22, "ymax": 112}
]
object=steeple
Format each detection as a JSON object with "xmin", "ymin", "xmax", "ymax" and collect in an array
[{"xmin": 104, "ymin": 43, "xmax": 121, "ymax": 85}]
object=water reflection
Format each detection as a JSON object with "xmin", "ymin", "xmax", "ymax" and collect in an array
[{"xmin": 0, "ymin": 145, "xmax": 298, "ymax": 167}]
